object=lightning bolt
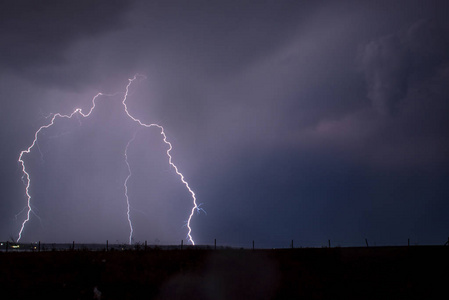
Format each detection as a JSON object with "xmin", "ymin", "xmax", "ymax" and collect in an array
[
  {"xmin": 122, "ymin": 75, "xmax": 201, "ymax": 245},
  {"xmin": 17, "ymin": 93, "xmax": 103, "ymax": 242},
  {"xmin": 124, "ymin": 131, "xmax": 137, "ymax": 245},
  {"xmin": 17, "ymin": 75, "xmax": 202, "ymax": 245}
]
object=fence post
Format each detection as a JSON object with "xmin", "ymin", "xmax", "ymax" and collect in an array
[
  {"xmin": 145, "ymin": 240, "xmax": 147, "ymax": 251},
  {"xmin": 38, "ymin": 241, "xmax": 41, "ymax": 252},
  {"xmin": 365, "ymin": 238, "xmax": 369, "ymax": 247},
  {"xmin": 106, "ymin": 240, "xmax": 108, "ymax": 252},
  {"xmin": 214, "ymin": 239, "xmax": 217, "ymax": 250},
  {"xmin": 72, "ymin": 241, "xmax": 75, "ymax": 251},
  {"xmin": 6, "ymin": 241, "xmax": 8, "ymax": 253},
  {"xmin": 252, "ymin": 240, "xmax": 255, "ymax": 250},
  {"xmin": 328, "ymin": 239, "xmax": 331, "ymax": 248},
  {"xmin": 408, "ymin": 238, "xmax": 410, "ymax": 246},
  {"xmin": 291, "ymin": 240, "xmax": 294, "ymax": 249}
]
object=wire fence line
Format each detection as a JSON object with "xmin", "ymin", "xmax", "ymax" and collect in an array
[
  {"xmin": 0, "ymin": 241, "xmax": 186, "ymax": 252},
  {"xmin": 0, "ymin": 239, "xmax": 231, "ymax": 252},
  {"xmin": 1, "ymin": 237, "xmax": 448, "ymax": 252}
]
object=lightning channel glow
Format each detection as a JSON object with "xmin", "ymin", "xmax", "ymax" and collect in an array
[
  {"xmin": 17, "ymin": 93, "xmax": 103, "ymax": 242},
  {"xmin": 17, "ymin": 75, "xmax": 202, "ymax": 245},
  {"xmin": 122, "ymin": 75, "xmax": 201, "ymax": 245},
  {"xmin": 124, "ymin": 132, "xmax": 137, "ymax": 245}
]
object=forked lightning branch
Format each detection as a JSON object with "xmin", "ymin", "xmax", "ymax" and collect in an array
[{"xmin": 17, "ymin": 75, "xmax": 202, "ymax": 245}]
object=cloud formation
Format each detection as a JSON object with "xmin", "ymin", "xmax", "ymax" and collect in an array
[
  {"xmin": 359, "ymin": 19, "xmax": 449, "ymax": 116},
  {"xmin": 1, "ymin": 0, "xmax": 448, "ymax": 246}
]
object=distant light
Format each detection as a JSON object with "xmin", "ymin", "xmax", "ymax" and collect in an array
[{"xmin": 12, "ymin": 245, "xmax": 20, "ymax": 249}]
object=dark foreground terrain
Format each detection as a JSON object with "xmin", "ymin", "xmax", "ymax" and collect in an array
[{"xmin": 0, "ymin": 246, "xmax": 448, "ymax": 299}]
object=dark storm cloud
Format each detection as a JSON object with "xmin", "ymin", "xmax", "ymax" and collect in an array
[
  {"xmin": 358, "ymin": 19, "xmax": 449, "ymax": 115},
  {"xmin": 0, "ymin": 0, "xmax": 133, "ymax": 87},
  {"xmin": 0, "ymin": 0, "xmax": 131, "ymax": 68},
  {"xmin": 129, "ymin": 1, "xmax": 317, "ymax": 77},
  {"xmin": 1, "ymin": 0, "xmax": 449, "ymax": 246},
  {"xmin": 316, "ymin": 19, "xmax": 449, "ymax": 167},
  {"xmin": 358, "ymin": 33, "xmax": 409, "ymax": 115}
]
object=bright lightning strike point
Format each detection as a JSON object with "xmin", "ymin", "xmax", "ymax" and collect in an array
[
  {"xmin": 17, "ymin": 76, "xmax": 203, "ymax": 245},
  {"xmin": 124, "ymin": 131, "xmax": 137, "ymax": 245},
  {"xmin": 17, "ymin": 93, "xmax": 103, "ymax": 242},
  {"xmin": 122, "ymin": 75, "xmax": 202, "ymax": 245}
]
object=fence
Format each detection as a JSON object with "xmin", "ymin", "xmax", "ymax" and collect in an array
[{"xmin": 1, "ymin": 237, "xmax": 448, "ymax": 252}]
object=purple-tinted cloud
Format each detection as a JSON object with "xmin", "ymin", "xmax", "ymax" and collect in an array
[{"xmin": 1, "ymin": 0, "xmax": 449, "ymax": 246}]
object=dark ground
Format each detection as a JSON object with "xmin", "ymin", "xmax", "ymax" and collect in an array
[{"xmin": 0, "ymin": 246, "xmax": 447, "ymax": 299}]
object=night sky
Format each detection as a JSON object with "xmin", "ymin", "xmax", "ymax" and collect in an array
[{"xmin": 1, "ymin": 0, "xmax": 448, "ymax": 247}]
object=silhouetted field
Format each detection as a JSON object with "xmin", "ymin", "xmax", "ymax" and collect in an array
[{"xmin": 1, "ymin": 246, "xmax": 448, "ymax": 299}]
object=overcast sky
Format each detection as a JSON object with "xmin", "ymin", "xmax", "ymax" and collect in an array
[{"xmin": 1, "ymin": 0, "xmax": 448, "ymax": 247}]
